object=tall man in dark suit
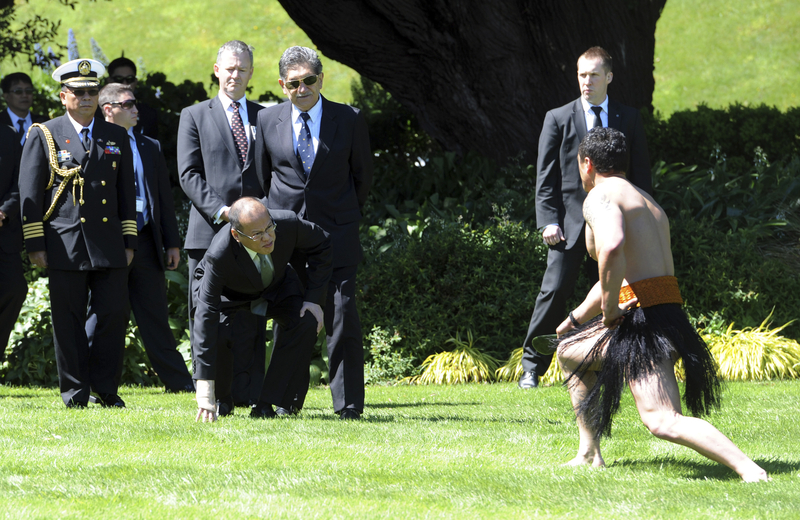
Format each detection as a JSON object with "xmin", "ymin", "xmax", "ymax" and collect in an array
[
  {"xmin": 19, "ymin": 59, "xmax": 137, "ymax": 408},
  {"xmin": 0, "ymin": 124, "xmax": 27, "ymax": 359},
  {"xmin": 178, "ymin": 40, "xmax": 266, "ymax": 405},
  {"xmin": 85, "ymin": 82, "xmax": 194, "ymax": 392},
  {"xmin": 193, "ymin": 197, "xmax": 331, "ymax": 422},
  {"xmin": 518, "ymin": 46, "xmax": 652, "ymax": 389},
  {"xmin": 254, "ymin": 46, "xmax": 373, "ymax": 420},
  {"xmin": 1, "ymin": 73, "xmax": 49, "ymax": 146}
]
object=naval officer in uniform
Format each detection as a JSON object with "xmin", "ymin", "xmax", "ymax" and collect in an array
[{"xmin": 19, "ymin": 59, "xmax": 138, "ymax": 408}]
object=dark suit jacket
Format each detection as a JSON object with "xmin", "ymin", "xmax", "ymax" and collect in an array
[
  {"xmin": 178, "ymin": 96, "xmax": 264, "ymax": 251},
  {"xmin": 0, "ymin": 124, "xmax": 22, "ymax": 254},
  {"xmin": 19, "ymin": 115, "xmax": 138, "ymax": 270},
  {"xmin": 134, "ymin": 133, "xmax": 181, "ymax": 269},
  {"xmin": 191, "ymin": 209, "xmax": 332, "ymax": 380},
  {"xmin": 254, "ymin": 96, "xmax": 372, "ymax": 267},
  {"xmin": 0, "ymin": 109, "xmax": 49, "ymax": 134},
  {"xmin": 535, "ymin": 98, "xmax": 651, "ymax": 250}
]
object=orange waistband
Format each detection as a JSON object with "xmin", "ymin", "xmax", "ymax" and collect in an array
[{"xmin": 618, "ymin": 276, "xmax": 683, "ymax": 307}]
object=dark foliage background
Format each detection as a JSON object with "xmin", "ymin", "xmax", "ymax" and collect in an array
[{"xmin": 2, "ymin": 73, "xmax": 798, "ymax": 386}]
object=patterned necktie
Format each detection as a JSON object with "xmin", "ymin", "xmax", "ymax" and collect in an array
[
  {"xmin": 17, "ymin": 119, "xmax": 25, "ymax": 144},
  {"xmin": 297, "ymin": 112, "xmax": 315, "ymax": 175},
  {"xmin": 230, "ymin": 101, "xmax": 248, "ymax": 167},
  {"xmin": 591, "ymin": 106, "xmax": 603, "ymax": 128},
  {"xmin": 81, "ymin": 127, "xmax": 91, "ymax": 152}
]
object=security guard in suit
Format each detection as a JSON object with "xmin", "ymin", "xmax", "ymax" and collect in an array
[{"xmin": 19, "ymin": 59, "xmax": 138, "ymax": 408}]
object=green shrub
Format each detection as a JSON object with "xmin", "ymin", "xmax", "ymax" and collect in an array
[
  {"xmin": 363, "ymin": 326, "xmax": 415, "ymax": 385},
  {"xmin": 1, "ymin": 277, "xmax": 166, "ymax": 387},
  {"xmin": 358, "ymin": 218, "xmax": 580, "ymax": 363},
  {"xmin": 645, "ymin": 104, "xmax": 800, "ymax": 174}
]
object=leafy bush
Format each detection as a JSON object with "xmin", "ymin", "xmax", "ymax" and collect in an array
[
  {"xmin": 1, "ymin": 277, "xmax": 165, "ymax": 387},
  {"xmin": 406, "ymin": 331, "xmax": 500, "ymax": 385},
  {"xmin": 363, "ymin": 326, "xmax": 415, "ymax": 385},
  {"xmin": 645, "ymin": 104, "xmax": 800, "ymax": 174},
  {"xmin": 358, "ymin": 217, "xmax": 585, "ymax": 364}
]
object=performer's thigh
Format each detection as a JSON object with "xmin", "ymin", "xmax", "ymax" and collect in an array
[{"xmin": 628, "ymin": 359, "xmax": 683, "ymax": 418}]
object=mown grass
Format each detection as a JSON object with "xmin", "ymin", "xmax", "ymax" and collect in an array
[
  {"xmin": 4, "ymin": 0, "xmax": 359, "ymax": 103},
  {"xmin": 2, "ymin": 381, "xmax": 798, "ymax": 519},
  {"xmin": 653, "ymin": 0, "xmax": 799, "ymax": 114}
]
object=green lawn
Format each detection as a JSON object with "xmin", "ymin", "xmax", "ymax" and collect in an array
[{"xmin": 2, "ymin": 381, "xmax": 798, "ymax": 519}]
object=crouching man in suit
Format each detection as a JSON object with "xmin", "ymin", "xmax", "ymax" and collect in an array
[{"xmin": 193, "ymin": 197, "xmax": 332, "ymax": 422}]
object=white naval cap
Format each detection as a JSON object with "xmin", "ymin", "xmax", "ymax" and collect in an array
[{"xmin": 51, "ymin": 59, "xmax": 105, "ymax": 88}]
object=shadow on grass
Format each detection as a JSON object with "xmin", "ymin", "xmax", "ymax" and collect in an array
[
  {"xmin": 611, "ymin": 456, "xmax": 800, "ymax": 479},
  {"xmin": 368, "ymin": 401, "xmax": 482, "ymax": 409}
]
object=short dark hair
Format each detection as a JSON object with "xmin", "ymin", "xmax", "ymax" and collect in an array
[
  {"xmin": 229, "ymin": 197, "xmax": 268, "ymax": 231},
  {"xmin": 579, "ymin": 46, "xmax": 613, "ymax": 73},
  {"xmin": 278, "ymin": 46, "xmax": 323, "ymax": 79},
  {"xmin": 99, "ymin": 83, "xmax": 134, "ymax": 107},
  {"xmin": 578, "ymin": 127, "xmax": 629, "ymax": 174},
  {"xmin": 1, "ymin": 72, "xmax": 33, "ymax": 92},
  {"xmin": 108, "ymin": 57, "xmax": 137, "ymax": 77}
]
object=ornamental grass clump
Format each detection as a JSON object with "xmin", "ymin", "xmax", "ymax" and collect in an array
[
  {"xmin": 702, "ymin": 312, "xmax": 800, "ymax": 381},
  {"xmin": 407, "ymin": 330, "xmax": 500, "ymax": 384},
  {"xmin": 495, "ymin": 347, "xmax": 565, "ymax": 386}
]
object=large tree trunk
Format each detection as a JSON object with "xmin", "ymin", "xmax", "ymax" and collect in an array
[{"xmin": 278, "ymin": 0, "xmax": 666, "ymax": 165}]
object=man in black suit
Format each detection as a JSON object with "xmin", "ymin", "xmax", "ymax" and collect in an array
[
  {"xmin": 84, "ymin": 82, "xmax": 193, "ymax": 392},
  {"xmin": 0, "ymin": 124, "xmax": 27, "ymax": 360},
  {"xmin": 254, "ymin": 46, "xmax": 373, "ymax": 420},
  {"xmin": 1, "ymin": 72, "xmax": 49, "ymax": 146},
  {"xmin": 518, "ymin": 46, "xmax": 652, "ymax": 389},
  {"xmin": 178, "ymin": 40, "xmax": 266, "ymax": 406},
  {"xmin": 103, "ymin": 57, "xmax": 159, "ymax": 140},
  {"xmin": 193, "ymin": 197, "xmax": 331, "ymax": 422},
  {"xmin": 19, "ymin": 59, "xmax": 137, "ymax": 408}
]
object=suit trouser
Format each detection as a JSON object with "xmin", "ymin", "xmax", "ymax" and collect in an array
[
  {"xmin": 0, "ymin": 251, "xmax": 27, "ymax": 361},
  {"xmin": 521, "ymin": 241, "xmax": 598, "ymax": 376},
  {"xmin": 87, "ymin": 224, "xmax": 193, "ymax": 391},
  {"xmin": 189, "ymin": 249, "xmax": 264, "ymax": 405},
  {"xmin": 211, "ymin": 295, "xmax": 315, "ymax": 410},
  {"xmin": 50, "ymin": 267, "xmax": 128, "ymax": 406}
]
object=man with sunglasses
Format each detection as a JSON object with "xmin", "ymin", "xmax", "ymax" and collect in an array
[
  {"xmin": 178, "ymin": 40, "xmax": 266, "ymax": 411},
  {"xmin": 193, "ymin": 197, "xmax": 332, "ymax": 422},
  {"xmin": 103, "ymin": 57, "xmax": 158, "ymax": 140},
  {"xmin": 255, "ymin": 46, "xmax": 373, "ymax": 420},
  {"xmin": 1, "ymin": 72, "xmax": 49, "ymax": 146},
  {"xmin": 19, "ymin": 59, "xmax": 138, "ymax": 408},
  {"xmin": 84, "ymin": 82, "xmax": 194, "ymax": 393}
]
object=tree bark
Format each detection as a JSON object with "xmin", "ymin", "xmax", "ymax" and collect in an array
[{"xmin": 278, "ymin": 0, "xmax": 666, "ymax": 165}]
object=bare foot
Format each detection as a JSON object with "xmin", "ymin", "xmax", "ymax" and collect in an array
[
  {"xmin": 563, "ymin": 453, "xmax": 605, "ymax": 467},
  {"xmin": 740, "ymin": 468, "xmax": 770, "ymax": 482}
]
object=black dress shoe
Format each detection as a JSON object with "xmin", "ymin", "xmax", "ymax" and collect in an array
[
  {"xmin": 90, "ymin": 393, "xmax": 126, "ymax": 408},
  {"xmin": 65, "ymin": 400, "xmax": 87, "ymax": 409},
  {"xmin": 166, "ymin": 383, "xmax": 195, "ymax": 394},
  {"xmin": 275, "ymin": 406, "xmax": 299, "ymax": 416},
  {"xmin": 217, "ymin": 397, "xmax": 234, "ymax": 417},
  {"xmin": 339, "ymin": 409, "xmax": 361, "ymax": 421},
  {"xmin": 518, "ymin": 371, "xmax": 539, "ymax": 389},
  {"xmin": 250, "ymin": 401, "xmax": 277, "ymax": 419}
]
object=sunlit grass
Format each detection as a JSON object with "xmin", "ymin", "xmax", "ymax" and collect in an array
[{"xmin": 2, "ymin": 381, "xmax": 798, "ymax": 519}]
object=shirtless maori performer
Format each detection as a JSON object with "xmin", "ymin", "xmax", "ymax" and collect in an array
[{"xmin": 553, "ymin": 127, "xmax": 768, "ymax": 482}]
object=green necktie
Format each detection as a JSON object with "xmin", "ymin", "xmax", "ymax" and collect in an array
[{"xmin": 251, "ymin": 254, "xmax": 273, "ymax": 316}]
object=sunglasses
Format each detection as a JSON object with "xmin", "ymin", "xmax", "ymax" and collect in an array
[
  {"xmin": 9, "ymin": 88, "xmax": 34, "ymax": 95},
  {"xmin": 283, "ymin": 74, "xmax": 319, "ymax": 90},
  {"xmin": 110, "ymin": 75, "xmax": 137, "ymax": 84},
  {"xmin": 103, "ymin": 99, "xmax": 137, "ymax": 110},
  {"xmin": 68, "ymin": 88, "xmax": 100, "ymax": 97}
]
